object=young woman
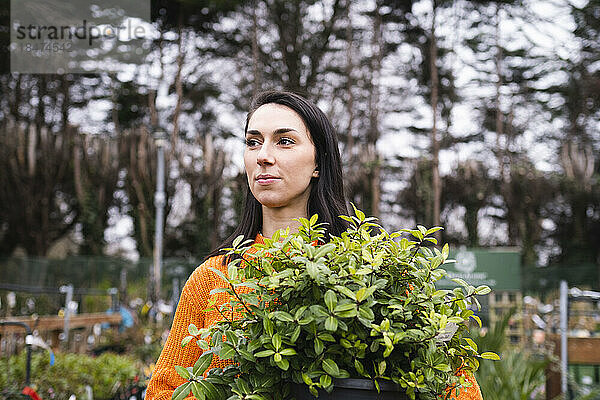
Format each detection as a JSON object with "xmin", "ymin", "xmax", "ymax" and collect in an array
[
  {"xmin": 145, "ymin": 91, "xmax": 482, "ymax": 400},
  {"xmin": 146, "ymin": 90, "xmax": 348, "ymax": 399}
]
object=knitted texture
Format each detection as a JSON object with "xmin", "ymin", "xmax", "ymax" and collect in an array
[{"xmin": 145, "ymin": 234, "xmax": 483, "ymax": 400}]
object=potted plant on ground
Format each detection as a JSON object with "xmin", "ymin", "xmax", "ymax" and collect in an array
[{"xmin": 172, "ymin": 207, "xmax": 498, "ymax": 400}]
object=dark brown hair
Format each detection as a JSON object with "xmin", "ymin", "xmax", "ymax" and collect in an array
[{"xmin": 204, "ymin": 90, "xmax": 348, "ymax": 262}]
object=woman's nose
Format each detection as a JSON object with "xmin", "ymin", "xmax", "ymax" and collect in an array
[{"xmin": 257, "ymin": 143, "xmax": 275, "ymax": 165}]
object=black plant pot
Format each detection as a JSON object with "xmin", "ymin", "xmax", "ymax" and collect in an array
[{"xmin": 292, "ymin": 378, "xmax": 408, "ymax": 400}]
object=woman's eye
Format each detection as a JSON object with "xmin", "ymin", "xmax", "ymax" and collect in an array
[
  {"xmin": 278, "ymin": 137, "xmax": 294, "ymax": 146},
  {"xmin": 245, "ymin": 138, "xmax": 261, "ymax": 147}
]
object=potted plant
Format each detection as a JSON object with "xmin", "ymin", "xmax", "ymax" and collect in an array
[{"xmin": 172, "ymin": 207, "xmax": 498, "ymax": 400}]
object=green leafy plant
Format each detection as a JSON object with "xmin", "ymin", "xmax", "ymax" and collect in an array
[
  {"xmin": 0, "ymin": 351, "xmax": 139, "ymax": 400},
  {"xmin": 174, "ymin": 207, "xmax": 497, "ymax": 400},
  {"xmin": 472, "ymin": 311, "xmax": 548, "ymax": 400}
]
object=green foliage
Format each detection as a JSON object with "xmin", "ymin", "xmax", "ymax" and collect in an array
[
  {"xmin": 473, "ymin": 311, "xmax": 549, "ymax": 400},
  {"xmin": 0, "ymin": 351, "xmax": 139, "ymax": 400},
  {"xmin": 174, "ymin": 208, "xmax": 496, "ymax": 400}
]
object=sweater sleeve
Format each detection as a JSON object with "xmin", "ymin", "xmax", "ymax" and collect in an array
[
  {"xmin": 451, "ymin": 373, "xmax": 483, "ymax": 400},
  {"xmin": 145, "ymin": 259, "xmax": 215, "ymax": 400}
]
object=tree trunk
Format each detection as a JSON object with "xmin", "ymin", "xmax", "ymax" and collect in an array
[
  {"xmin": 430, "ymin": 2, "xmax": 441, "ymax": 240},
  {"xmin": 252, "ymin": 0, "xmax": 261, "ymax": 98},
  {"xmin": 368, "ymin": 2, "xmax": 383, "ymax": 218}
]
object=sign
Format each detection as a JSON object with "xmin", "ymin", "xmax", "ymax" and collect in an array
[{"xmin": 436, "ymin": 247, "xmax": 521, "ymax": 291}]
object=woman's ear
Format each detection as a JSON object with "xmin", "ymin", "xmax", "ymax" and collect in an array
[{"xmin": 312, "ymin": 169, "xmax": 319, "ymax": 177}]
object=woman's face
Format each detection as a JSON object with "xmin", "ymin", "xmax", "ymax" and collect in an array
[{"xmin": 244, "ymin": 103, "xmax": 319, "ymax": 212}]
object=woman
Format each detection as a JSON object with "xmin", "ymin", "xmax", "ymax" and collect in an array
[
  {"xmin": 146, "ymin": 90, "xmax": 348, "ymax": 399},
  {"xmin": 145, "ymin": 90, "xmax": 482, "ymax": 400}
]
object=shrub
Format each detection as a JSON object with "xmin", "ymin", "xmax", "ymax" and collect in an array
[
  {"xmin": 0, "ymin": 351, "xmax": 139, "ymax": 400},
  {"xmin": 174, "ymin": 210, "xmax": 496, "ymax": 400}
]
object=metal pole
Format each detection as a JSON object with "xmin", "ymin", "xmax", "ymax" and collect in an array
[
  {"xmin": 0, "ymin": 322, "xmax": 32, "ymax": 385},
  {"xmin": 153, "ymin": 137, "xmax": 166, "ymax": 305},
  {"xmin": 108, "ymin": 287, "xmax": 119, "ymax": 312},
  {"xmin": 560, "ymin": 280, "xmax": 568, "ymax": 398},
  {"xmin": 60, "ymin": 284, "xmax": 73, "ymax": 346}
]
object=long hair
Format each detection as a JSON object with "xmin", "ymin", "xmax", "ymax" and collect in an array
[{"xmin": 204, "ymin": 90, "xmax": 348, "ymax": 262}]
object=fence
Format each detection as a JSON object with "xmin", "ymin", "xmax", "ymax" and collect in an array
[{"xmin": 0, "ymin": 255, "xmax": 201, "ymax": 316}]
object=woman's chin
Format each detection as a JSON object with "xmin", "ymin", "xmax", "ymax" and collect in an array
[{"xmin": 257, "ymin": 198, "xmax": 286, "ymax": 209}]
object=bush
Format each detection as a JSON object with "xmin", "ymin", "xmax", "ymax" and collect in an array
[
  {"xmin": 0, "ymin": 351, "xmax": 139, "ymax": 400},
  {"xmin": 175, "ymin": 211, "xmax": 495, "ymax": 400},
  {"xmin": 473, "ymin": 312, "xmax": 548, "ymax": 400}
]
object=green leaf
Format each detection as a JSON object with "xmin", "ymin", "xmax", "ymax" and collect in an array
[
  {"xmin": 434, "ymin": 364, "xmax": 451, "ymax": 372},
  {"xmin": 275, "ymin": 358, "xmax": 290, "ymax": 370},
  {"xmin": 307, "ymin": 261, "xmax": 319, "ymax": 279},
  {"xmin": 193, "ymin": 351, "xmax": 214, "ymax": 376},
  {"xmin": 263, "ymin": 318, "xmax": 274, "ymax": 336},
  {"xmin": 325, "ymin": 316, "xmax": 338, "ymax": 331},
  {"xmin": 228, "ymin": 263, "xmax": 238, "ymax": 280},
  {"xmin": 354, "ymin": 359, "xmax": 365, "ymax": 375},
  {"xmin": 225, "ymin": 330, "xmax": 239, "ymax": 347},
  {"xmin": 310, "ymin": 305, "xmax": 329, "ymax": 318},
  {"xmin": 280, "ymin": 348, "xmax": 297, "ymax": 356},
  {"xmin": 219, "ymin": 343, "xmax": 236, "ymax": 359},
  {"xmin": 314, "ymin": 243, "xmax": 336, "ymax": 260},
  {"xmin": 464, "ymin": 338, "xmax": 478, "ymax": 352},
  {"xmin": 335, "ymin": 285, "xmax": 356, "ymax": 300},
  {"xmin": 291, "ymin": 325, "xmax": 301, "ymax": 343},
  {"xmin": 236, "ymin": 378, "xmax": 251, "ymax": 394},
  {"xmin": 439, "ymin": 314, "xmax": 448, "ymax": 330},
  {"xmin": 442, "ymin": 243, "xmax": 449, "ymax": 258},
  {"xmin": 355, "ymin": 288, "xmax": 366, "ymax": 302},
  {"xmin": 355, "ymin": 286, "xmax": 377, "ymax": 302},
  {"xmin": 272, "ymin": 333, "xmax": 282, "ymax": 351},
  {"xmin": 191, "ymin": 382, "xmax": 206, "ymax": 400},
  {"xmin": 302, "ymin": 373, "xmax": 312, "ymax": 385},
  {"xmin": 174, "ymin": 365, "xmax": 190, "ymax": 380},
  {"xmin": 188, "ymin": 324, "xmax": 200, "ymax": 336},
  {"xmin": 239, "ymin": 349, "xmax": 256, "ymax": 361},
  {"xmin": 172, "ymin": 382, "xmax": 192, "ymax": 400},
  {"xmin": 232, "ymin": 235, "xmax": 243, "ymax": 248},
  {"xmin": 197, "ymin": 381, "xmax": 221, "ymax": 400},
  {"xmin": 271, "ymin": 311, "xmax": 295, "ymax": 322},
  {"xmin": 471, "ymin": 315, "xmax": 482, "ymax": 328},
  {"xmin": 322, "ymin": 359, "xmax": 340, "ymax": 377},
  {"xmin": 208, "ymin": 288, "xmax": 229, "ymax": 296},
  {"xmin": 425, "ymin": 227, "xmax": 443, "ymax": 236},
  {"xmin": 338, "ymin": 369, "xmax": 351, "ymax": 379},
  {"xmin": 294, "ymin": 306, "xmax": 308, "ymax": 320},
  {"xmin": 318, "ymin": 333, "xmax": 335, "ymax": 342},
  {"xmin": 181, "ymin": 335, "xmax": 194, "ymax": 348},
  {"xmin": 324, "ymin": 290, "xmax": 337, "ymax": 311},
  {"xmin": 310, "ymin": 214, "xmax": 318, "ymax": 226},
  {"xmin": 378, "ymin": 360, "xmax": 386, "ymax": 376},
  {"xmin": 352, "ymin": 203, "xmax": 366, "ymax": 221},
  {"xmin": 247, "ymin": 395, "xmax": 267, "ymax": 400},
  {"xmin": 255, "ymin": 350, "xmax": 275, "ymax": 357},
  {"xmin": 272, "ymin": 229, "xmax": 281, "ymax": 242},
  {"xmin": 320, "ymin": 374, "xmax": 332, "ymax": 389},
  {"xmin": 480, "ymin": 352, "xmax": 501, "ymax": 360},
  {"xmin": 314, "ymin": 339, "xmax": 324, "ymax": 355},
  {"xmin": 475, "ymin": 285, "xmax": 491, "ymax": 295},
  {"xmin": 451, "ymin": 278, "xmax": 469, "ymax": 287}
]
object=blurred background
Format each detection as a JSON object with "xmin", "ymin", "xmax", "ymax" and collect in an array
[{"xmin": 0, "ymin": 0, "xmax": 599, "ymax": 399}]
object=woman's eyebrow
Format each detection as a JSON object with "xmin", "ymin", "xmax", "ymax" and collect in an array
[{"xmin": 246, "ymin": 127, "xmax": 299, "ymax": 136}]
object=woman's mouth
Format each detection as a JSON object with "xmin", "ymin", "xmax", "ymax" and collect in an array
[{"xmin": 256, "ymin": 177, "xmax": 280, "ymax": 185}]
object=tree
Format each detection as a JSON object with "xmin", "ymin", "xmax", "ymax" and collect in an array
[{"xmin": 0, "ymin": 75, "xmax": 79, "ymax": 256}]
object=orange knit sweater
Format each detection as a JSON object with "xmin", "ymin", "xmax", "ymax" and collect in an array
[{"xmin": 145, "ymin": 234, "xmax": 483, "ymax": 400}]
